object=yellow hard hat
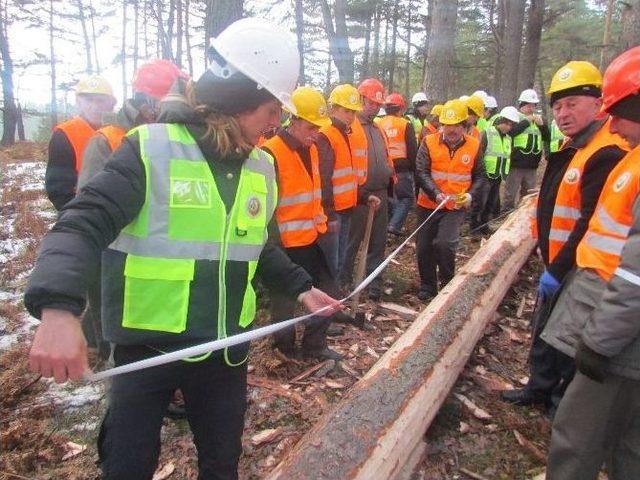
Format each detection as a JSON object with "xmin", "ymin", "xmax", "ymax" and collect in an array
[
  {"xmin": 547, "ymin": 61, "xmax": 603, "ymax": 95},
  {"xmin": 290, "ymin": 86, "xmax": 331, "ymax": 128},
  {"xmin": 466, "ymin": 95, "xmax": 485, "ymax": 117},
  {"xmin": 430, "ymin": 104, "xmax": 443, "ymax": 116},
  {"xmin": 76, "ymin": 75, "xmax": 114, "ymax": 97},
  {"xmin": 439, "ymin": 99, "xmax": 468, "ymax": 125},
  {"xmin": 328, "ymin": 84, "xmax": 363, "ymax": 111}
]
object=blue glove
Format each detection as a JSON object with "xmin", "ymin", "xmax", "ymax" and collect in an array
[{"xmin": 538, "ymin": 270, "xmax": 560, "ymax": 301}]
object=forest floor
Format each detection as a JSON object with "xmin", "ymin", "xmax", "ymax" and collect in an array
[{"xmin": 1, "ymin": 142, "xmax": 555, "ymax": 480}]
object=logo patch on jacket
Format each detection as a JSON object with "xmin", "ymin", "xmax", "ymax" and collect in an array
[
  {"xmin": 564, "ymin": 168, "xmax": 580, "ymax": 184},
  {"xmin": 461, "ymin": 154, "xmax": 471, "ymax": 165},
  {"xmin": 247, "ymin": 196, "xmax": 262, "ymax": 217},
  {"xmin": 613, "ymin": 172, "xmax": 631, "ymax": 193}
]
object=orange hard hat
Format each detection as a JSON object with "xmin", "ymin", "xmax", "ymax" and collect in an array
[
  {"xmin": 384, "ymin": 92, "xmax": 406, "ymax": 110},
  {"xmin": 602, "ymin": 46, "xmax": 640, "ymax": 113},
  {"xmin": 132, "ymin": 59, "xmax": 190, "ymax": 100},
  {"xmin": 358, "ymin": 78, "xmax": 385, "ymax": 104}
]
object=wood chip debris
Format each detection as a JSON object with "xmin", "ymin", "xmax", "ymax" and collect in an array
[
  {"xmin": 152, "ymin": 462, "xmax": 175, "ymax": 480},
  {"xmin": 61, "ymin": 441, "xmax": 87, "ymax": 460},
  {"xmin": 513, "ymin": 429, "xmax": 546, "ymax": 463},
  {"xmin": 251, "ymin": 428, "xmax": 283, "ymax": 446},
  {"xmin": 454, "ymin": 393, "xmax": 492, "ymax": 420}
]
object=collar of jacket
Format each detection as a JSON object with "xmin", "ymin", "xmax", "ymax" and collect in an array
[
  {"xmin": 438, "ymin": 132, "xmax": 466, "ymax": 151},
  {"xmin": 565, "ymin": 118, "xmax": 607, "ymax": 150},
  {"xmin": 357, "ymin": 112, "xmax": 377, "ymax": 125},
  {"xmin": 330, "ymin": 116, "xmax": 350, "ymax": 134},
  {"xmin": 278, "ymin": 127, "xmax": 310, "ymax": 155}
]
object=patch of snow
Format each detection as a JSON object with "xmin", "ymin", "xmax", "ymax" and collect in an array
[{"xmin": 44, "ymin": 382, "xmax": 105, "ymax": 410}]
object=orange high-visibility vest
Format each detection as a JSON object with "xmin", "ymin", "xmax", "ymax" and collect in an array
[
  {"xmin": 318, "ymin": 124, "xmax": 358, "ymax": 212},
  {"xmin": 548, "ymin": 118, "xmax": 628, "ymax": 262},
  {"xmin": 576, "ymin": 147, "xmax": 640, "ymax": 281},
  {"xmin": 425, "ymin": 123, "xmax": 437, "ymax": 135},
  {"xmin": 263, "ymin": 134, "xmax": 327, "ymax": 248},
  {"xmin": 417, "ymin": 133, "xmax": 480, "ymax": 210},
  {"xmin": 53, "ymin": 116, "xmax": 97, "ymax": 174},
  {"xmin": 377, "ymin": 115, "xmax": 408, "ymax": 161},
  {"xmin": 97, "ymin": 125, "xmax": 127, "ymax": 152},
  {"xmin": 349, "ymin": 117, "xmax": 395, "ymax": 186},
  {"xmin": 531, "ymin": 195, "xmax": 539, "ymax": 240}
]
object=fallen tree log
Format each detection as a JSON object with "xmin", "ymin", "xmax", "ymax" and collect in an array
[{"xmin": 267, "ymin": 200, "xmax": 536, "ymax": 480}]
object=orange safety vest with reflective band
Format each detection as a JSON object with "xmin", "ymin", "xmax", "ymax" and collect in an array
[
  {"xmin": 349, "ymin": 117, "xmax": 395, "ymax": 185},
  {"xmin": 263, "ymin": 134, "xmax": 327, "ymax": 248},
  {"xmin": 53, "ymin": 116, "xmax": 96, "ymax": 174},
  {"xmin": 417, "ymin": 133, "xmax": 480, "ymax": 210},
  {"xmin": 377, "ymin": 115, "xmax": 408, "ymax": 161},
  {"xmin": 548, "ymin": 119, "xmax": 628, "ymax": 262},
  {"xmin": 577, "ymin": 147, "xmax": 640, "ymax": 281},
  {"xmin": 97, "ymin": 124, "xmax": 127, "ymax": 152},
  {"xmin": 319, "ymin": 124, "xmax": 358, "ymax": 211},
  {"xmin": 531, "ymin": 195, "xmax": 539, "ymax": 240}
]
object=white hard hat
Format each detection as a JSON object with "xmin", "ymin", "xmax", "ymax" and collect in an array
[
  {"xmin": 472, "ymin": 90, "xmax": 489, "ymax": 102},
  {"xmin": 498, "ymin": 106, "xmax": 521, "ymax": 123},
  {"xmin": 209, "ymin": 17, "xmax": 300, "ymax": 114},
  {"xmin": 518, "ymin": 88, "xmax": 540, "ymax": 104},
  {"xmin": 459, "ymin": 95, "xmax": 470, "ymax": 101},
  {"xmin": 412, "ymin": 92, "xmax": 428, "ymax": 103},
  {"xmin": 485, "ymin": 95, "xmax": 498, "ymax": 108}
]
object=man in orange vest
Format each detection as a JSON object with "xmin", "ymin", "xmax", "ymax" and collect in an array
[
  {"xmin": 262, "ymin": 87, "xmax": 343, "ymax": 361},
  {"xmin": 45, "ymin": 75, "xmax": 116, "ymax": 210},
  {"xmin": 315, "ymin": 84, "xmax": 362, "ymax": 280},
  {"xmin": 415, "ymin": 99, "xmax": 483, "ymax": 301},
  {"xmin": 340, "ymin": 78, "xmax": 392, "ymax": 301},
  {"xmin": 502, "ymin": 61, "xmax": 628, "ymax": 414},
  {"xmin": 378, "ymin": 93, "xmax": 418, "ymax": 236},
  {"xmin": 78, "ymin": 60, "xmax": 189, "ymax": 188},
  {"xmin": 544, "ymin": 46, "xmax": 640, "ymax": 480}
]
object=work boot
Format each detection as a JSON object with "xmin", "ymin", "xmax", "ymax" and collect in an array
[
  {"xmin": 326, "ymin": 323, "xmax": 345, "ymax": 337},
  {"xmin": 417, "ymin": 286, "xmax": 436, "ymax": 302},
  {"xmin": 275, "ymin": 345, "xmax": 300, "ymax": 359},
  {"xmin": 388, "ymin": 227, "xmax": 402, "ymax": 236},
  {"xmin": 500, "ymin": 388, "xmax": 547, "ymax": 406},
  {"xmin": 368, "ymin": 289, "xmax": 381, "ymax": 301},
  {"xmin": 303, "ymin": 346, "xmax": 343, "ymax": 361}
]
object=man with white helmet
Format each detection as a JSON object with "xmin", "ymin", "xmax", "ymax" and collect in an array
[
  {"xmin": 26, "ymin": 18, "xmax": 340, "ymax": 479},
  {"xmin": 484, "ymin": 95, "xmax": 499, "ymax": 125},
  {"xmin": 503, "ymin": 88, "xmax": 549, "ymax": 211},
  {"xmin": 406, "ymin": 92, "xmax": 430, "ymax": 142},
  {"xmin": 470, "ymin": 106, "xmax": 520, "ymax": 234},
  {"xmin": 45, "ymin": 75, "xmax": 116, "ymax": 210}
]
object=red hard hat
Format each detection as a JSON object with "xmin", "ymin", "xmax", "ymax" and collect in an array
[
  {"xmin": 602, "ymin": 46, "xmax": 640, "ymax": 113},
  {"xmin": 132, "ymin": 59, "xmax": 190, "ymax": 100},
  {"xmin": 385, "ymin": 92, "xmax": 406, "ymax": 110},
  {"xmin": 358, "ymin": 78, "xmax": 385, "ymax": 104}
]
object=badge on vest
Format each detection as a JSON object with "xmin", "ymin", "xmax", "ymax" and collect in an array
[
  {"xmin": 246, "ymin": 196, "xmax": 262, "ymax": 218},
  {"xmin": 564, "ymin": 168, "xmax": 580, "ymax": 184},
  {"xmin": 613, "ymin": 172, "xmax": 631, "ymax": 193},
  {"xmin": 461, "ymin": 154, "xmax": 471, "ymax": 165}
]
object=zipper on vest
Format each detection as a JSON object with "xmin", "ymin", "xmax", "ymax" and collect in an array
[{"xmin": 218, "ymin": 211, "xmax": 231, "ymax": 341}]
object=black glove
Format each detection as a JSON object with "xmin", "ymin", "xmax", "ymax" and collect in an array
[{"xmin": 575, "ymin": 340, "xmax": 609, "ymax": 383}]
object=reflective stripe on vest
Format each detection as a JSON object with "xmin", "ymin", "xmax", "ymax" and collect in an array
[
  {"xmin": 549, "ymin": 118, "xmax": 629, "ymax": 262},
  {"xmin": 319, "ymin": 123, "xmax": 357, "ymax": 211},
  {"xmin": 97, "ymin": 124, "xmax": 127, "ymax": 152},
  {"xmin": 512, "ymin": 113, "xmax": 542, "ymax": 155},
  {"xmin": 108, "ymin": 123, "xmax": 276, "ymax": 366},
  {"xmin": 417, "ymin": 133, "xmax": 480, "ymax": 210},
  {"xmin": 350, "ymin": 116, "xmax": 395, "ymax": 186},
  {"xmin": 407, "ymin": 114, "xmax": 425, "ymax": 143},
  {"xmin": 378, "ymin": 115, "xmax": 409, "ymax": 161},
  {"xmin": 263, "ymin": 133, "xmax": 327, "ymax": 248},
  {"xmin": 484, "ymin": 126, "xmax": 512, "ymax": 179},
  {"xmin": 577, "ymin": 147, "xmax": 639, "ymax": 280},
  {"xmin": 54, "ymin": 116, "xmax": 97, "ymax": 174}
]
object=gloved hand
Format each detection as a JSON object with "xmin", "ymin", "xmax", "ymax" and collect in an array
[
  {"xmin": 454, "ymin": 193, "xmax": 472, "ymax": 209},
  {"xmin": 538, "ymin": 269, "xmax": 560, "ymax": 301},
  {"xmin": 575, "ymin": 340, "xmax": 609, "ymax": 383}
]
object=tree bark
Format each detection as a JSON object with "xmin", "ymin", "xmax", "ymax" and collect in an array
[
  {"xmin": 404, "ymin": 5, "xmax": 412, "ymax": 99},
  {"xmin": 133, "ymin": 0, "xmax": 139, "ymax": 72},
  {"xmin": 49, "ymin": 0, "xmax": 58, "ymax": 126},
  {"xmin": 121, "ymin": 0, "xmax": 127, "ymax": 99},
  {"xmin": 294, "ymin": 0, "xmax": 305, "ymax": 84},
  {"xmin": 176, "ymin": 0, "xmax": 183, "ymax": 66},
  {"xmin": 517, "ymin": 0, "xmax": 544, "ymax": 93},
  {"xmin": 492, "ymin": 0, "xmax": 505, "ymax": 96},
  {"xmin": 497, "ymin": 0, "xmax": 525, "ymax": 106},
  {"xmin": 319, "ymin": 0, "xmax": 354, "ymax": 83},
  {"xmin": 204, "ymin": 0, "xmax": 243, "ymax": 58},
  {"xmin": 88, "ymin": 0, "xmax": 101, "ymax": 73},
  {"xmin": 361, "ymin": 6, "xmax": 372, "ymax": 80},
  {"xmin": 423, "ymin": 0, "xmax": 458, "ymax": 102},
  {"xmin": 388, "ymin": 0, "xmax": 399, "ymax": 91},
  {"xmin": 76, "ymin": 0, "xmax": 94, "ymax": 75},
  {"xmin": 372, "ymin": 2, "xmax": 380, "ymax": 77},
  {"xmin": 0, "ymin": 0, "xmax": 17, "ymax": 145},
  {"xmin": 16, "ymin": 101, "xmax": 25, "ymax": 141},
  {"xmin": 619, "ymin": 0, "xmax": 640, "ymax": 55},
  {"xmin": 420, "ymin": 0, "xmax": 432, "ymax": 92},
  {"xmin": 185, "ymin": 0, "xmax": 193, "ymax": 75}
]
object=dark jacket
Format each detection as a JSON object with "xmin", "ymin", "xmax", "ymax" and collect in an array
[
  {"xmin": 358, "ymin": 113, "xmax": 393, "ymax": 203},
  {"xmin": 25, "ymin": 97, "xmax": 312, "ymax": 354},
  {"xmin": 509, "ymin": 116, "xmax": 550, "ymax": 169},
  {"xmin": 415, "ymin": 133, "xmax": 485, "ymax": 203},
  {"xmin": 45, "ymin": 129, "xmax": 80, "ymax": 210},
  {"xmin": 536, "ymin": 120, "xmax": 627, "ymax": 282}
]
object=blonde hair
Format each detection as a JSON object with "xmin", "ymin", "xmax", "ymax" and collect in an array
[{"xmin": 185, "ymin": 80, "xmax": 253, "ymax": 156}]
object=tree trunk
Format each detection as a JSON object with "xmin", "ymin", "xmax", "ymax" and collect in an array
[
  {"xmin": 176, "ymin": 0, "xmax": 183, "ymax": 66},
  {"xmin": 50, "ymin": 0, "xmax": 58, "ymax": 126},
  {"xmin": 404, "ymin": 5, "xmax": 412, "ymax": 99},
  {"xmin": 382, "ymin": 4, "xmax": 389, "ymax": 84},
  {"xmin": 372, "ymin": 3, "xmax": 380, "ymax": 77},
  {"xmin": 88, "ymin": 0, "xmax": 101, "ymax": 73},
  {"xmin": 497, "ymin": 0, "xmax": 525, "ymax": 106},
  {"xmin": 143, "ymin": 0, "xmax": 148, "ymax": 58},
  {"xmin": 423, "ymin": 0, "xmax": 458, "ymax": 102},
  {"xmin": 324, "ymin": 50, "xmax": 332, "ymax": 92},
  {"xmin": 133, "ymin": 0, "xmax": 139, "ymax": 72},
  {"xmin": 319, "ymin": 0, "xmax": 354, "ymax": 83},
  {"xmin": 420, "ymin": 0, "xmax": 432, "ymax": 92},
  {"xmin": 156, "ymin": 1, "xmax": 173, "ymax": 59},
  {"xmin": 517, "ymin": 0, "xmax": 544, "ymax": 93},
  {"xmin": 167, "ymin": 0, "xmax": 175, "ymax": 59},
  {"xmin": 185, "ymin": 0, "xmax": 193, "ymax": 75},
  {"xmin": 121, "ymin": 0, "xmax": 127, "ymax": 99},
  {"xmin": 16, "ymin": 102, "xmax": 25, "ymax": 141},
  {"xmin": 205, "ymin": 0, "xmax": 243, "ymax": 54},
  {"xmin": 619, "ymin": 0, "xmax": 640, "ymax": 55},
  {"xmin": 361, "ymin": 8, "xmax": 372, "ymax": 80},
  {"xmin": 388, "ymin": 0, "xmax": 399, "ymax": 91},
  {"xmin": 0, "ymin": 0, "xmax": 17, "ymax": 145},
  {"xmin": 492, "ymin": 0, "xmax": 505, "ymax": 96},
  {"xmin": 294, "ymin": 0, "xmax": 305, "ymax": 83},
  {"xmin": 76, "ymin": 0, "xmax": 94, "ymax": 74}
]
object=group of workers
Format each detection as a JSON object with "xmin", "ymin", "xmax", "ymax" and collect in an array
[{"xmin": 22, "ymin": 14, "xmax": 639, "ymax": 480}]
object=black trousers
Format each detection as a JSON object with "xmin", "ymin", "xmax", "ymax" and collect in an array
[
  {"xmin": 98, "ymin": 346, "xmax": 247, "ymax": 480},
  {"xmin": 270, "ymin": 243, "xmax": 337, "ymax": 351},
  {"xmin": 526, "ymin": 295, "xmax": 576, "ymax": 407},
  {"xmin": 470, "ymin": 176, "xmax": 502, "ymax": 228},
  {"xmin": 416, "ymin": 207, "xmax": 465, "ymax": 295}
]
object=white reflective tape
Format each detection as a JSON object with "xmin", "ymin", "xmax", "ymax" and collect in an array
[
  {"xmin": 278, "ymin": 191, "xmax": 314, "ymax": 207},
  {"xmin": 596, "ymin": 206, "xmax": 631, "ymax": 238},
  {"xmin": 278, "ymin": 219, "xmax": 315, "ymax": 233},
  {"xmin": 584, "ymin": 231, "xmax": 625, "ymax": 256},
  {"xmin": 548, "ymin": 228, "xmax": 571, "ymax": 242},
  {"xmin": 614, "ymin": 267, "xmax": 640, "ymax": 286},
  {"xmin": 333, "ymin": 182, "xmax": 357, "ymax": 195},
  {"xmin": 332, "ymin": 167, "xmax": 353, "ymax": 179},
  {"xmin": 553, "ymin": 205, "xmax": 581, "ymax": 220}
]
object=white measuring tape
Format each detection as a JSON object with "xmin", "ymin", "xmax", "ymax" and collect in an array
[{"xmin": 87, "ymin": 197, "xmax": 449, "ymax": 382}]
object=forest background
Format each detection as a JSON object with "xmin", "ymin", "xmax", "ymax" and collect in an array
[{"xmin": 0, "ymin": 0, "xmax": 639, "ymax": 145}]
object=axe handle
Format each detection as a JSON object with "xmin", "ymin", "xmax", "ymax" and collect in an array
[{"xmin": 351, "ymin": 203, "xmax": 376, "ymax": 312}]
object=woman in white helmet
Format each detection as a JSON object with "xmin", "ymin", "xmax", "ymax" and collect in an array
[{"xmin": 25, "ymin": 18, "xmax": 339, "ymax": 479}]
